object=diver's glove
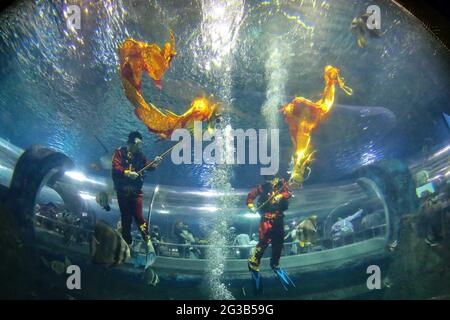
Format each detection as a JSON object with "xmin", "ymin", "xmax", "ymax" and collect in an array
[
  {"xmin": 272, "ymin": 194, "xmax": 284, "ymax": 204},
  {"xmin": 248, "ymin": 203, "xmax": 257, "ymax": 213},
  {"xmin": 124, "ymin": 169, "xmax": 140, "ymax": 180}
]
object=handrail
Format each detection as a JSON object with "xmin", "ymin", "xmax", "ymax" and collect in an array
[
  {"xmin": 35, "ymin": 213, "xmax": 92, "ymax": 232},
  {"xmin": 34, "ymin": 213, "xmax": 387, "ymax": 259}
]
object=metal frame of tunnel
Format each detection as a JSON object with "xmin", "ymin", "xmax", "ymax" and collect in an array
[
  {"xmin": 357, "ymin": 177, "xmax": 391, "ymax": 241},
  {"xmin": 6, "ymin": 145, "xmax": 74, "ymax": 241}
]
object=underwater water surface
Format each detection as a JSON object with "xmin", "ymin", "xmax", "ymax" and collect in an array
[
  {"xmin": 0, "ymin": 0, "xmax": 449, "ymax": 301},
  {"xmin": 0, "ymin": 0, "xmax": 448, "ymax": 188}
]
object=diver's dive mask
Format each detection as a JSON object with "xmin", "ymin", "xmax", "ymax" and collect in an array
[{"xmin": 131, "ymin": 138, "xmax": 142, "ymax": 152}]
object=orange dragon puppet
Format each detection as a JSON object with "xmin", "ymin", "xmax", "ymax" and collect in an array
[
  {"xmin": 118, "ymin": 32, "xmax": 219, "ymax": 139},
  {"xmin": 280, "ymin": 65, "xmax": 353, "ymax": 187}
]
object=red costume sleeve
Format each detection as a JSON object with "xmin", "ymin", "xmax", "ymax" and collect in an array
[
  {"xmin": 112, "ymin": 149, "xmax": 125, "ymax": 175},
  {"xmin": 247, "ymin": 184, "xmax": 263, "ymax": 206}
]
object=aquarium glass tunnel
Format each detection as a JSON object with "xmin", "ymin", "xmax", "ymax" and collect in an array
[{"xmin": 0, "ymin": 0, "xmax": 449, "ymax": 300}]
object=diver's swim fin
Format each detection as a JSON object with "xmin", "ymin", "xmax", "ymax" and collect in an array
[
  {"xmin": 273, "ymin": 267, "xmax": 295, "ymax": 291},
  {"xmin": 250, "ymin": 269, "xmax": 263, "ymax": 296}
]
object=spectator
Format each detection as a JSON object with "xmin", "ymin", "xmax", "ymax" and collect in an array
[
  {"xmin": 297, "ymin": 215, "xmax": 318, "ymax": 252},
  {"xmin": 174, "ymin": 222, "xmax": 200, "ymax": 258},
  {"xmin": 331, "ymin": 209, "xmax": 363, "ymax": 242},
  {"xmin": 233, "ymin": 232, "xmax": 251, "ymax": 259},
  {"xmin": 420, "ymin": 194, "xmax": 448, "ymax": 247}
]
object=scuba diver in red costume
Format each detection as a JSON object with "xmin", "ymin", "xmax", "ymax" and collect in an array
[
  {"xmin": 246, "ymin": 176, "xmax": 296, "ymax": 293},
  {"xmin": 112, "ymin": 131, "xmax": 162, "ymax": 249}
]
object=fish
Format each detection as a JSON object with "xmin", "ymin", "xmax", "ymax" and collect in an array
[
  {"xmin": 95, "ymin": 192, "xmax": 112, "ymax": 211},
  {"xmin": 142, "ymin": 266, "xmax": 159, "ymax": 287},
  {"xmin": 351, "ymin": 13, "xmax": 382, "ymax": 48},
  {"xmin": 383, "ymin": 276, "xmax": 393, "ymax": 288},
  {"xmin": 41, "ymin": 256, "xmax": 72, "ymax": 275},
  {"xmin": 90, "ymin": 220, "xmax": 130, "ymax": 267}
]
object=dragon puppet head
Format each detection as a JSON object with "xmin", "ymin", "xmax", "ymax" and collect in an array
[
  {"xmin": 324, "ymin": 65, "xmax": 353, "ymax": 96},
  {"xmin": 185, "ymin": 96, "xmax": 221, "ymax": 134}
]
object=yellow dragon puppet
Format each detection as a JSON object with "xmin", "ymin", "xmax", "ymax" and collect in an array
[
  {"xmin": 118, "ymin": 32, "xmax": 219, "ymax": 139},
  {"xmin": 280, "ymin": 65, "xmax": 353, "ymax": 187}
]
